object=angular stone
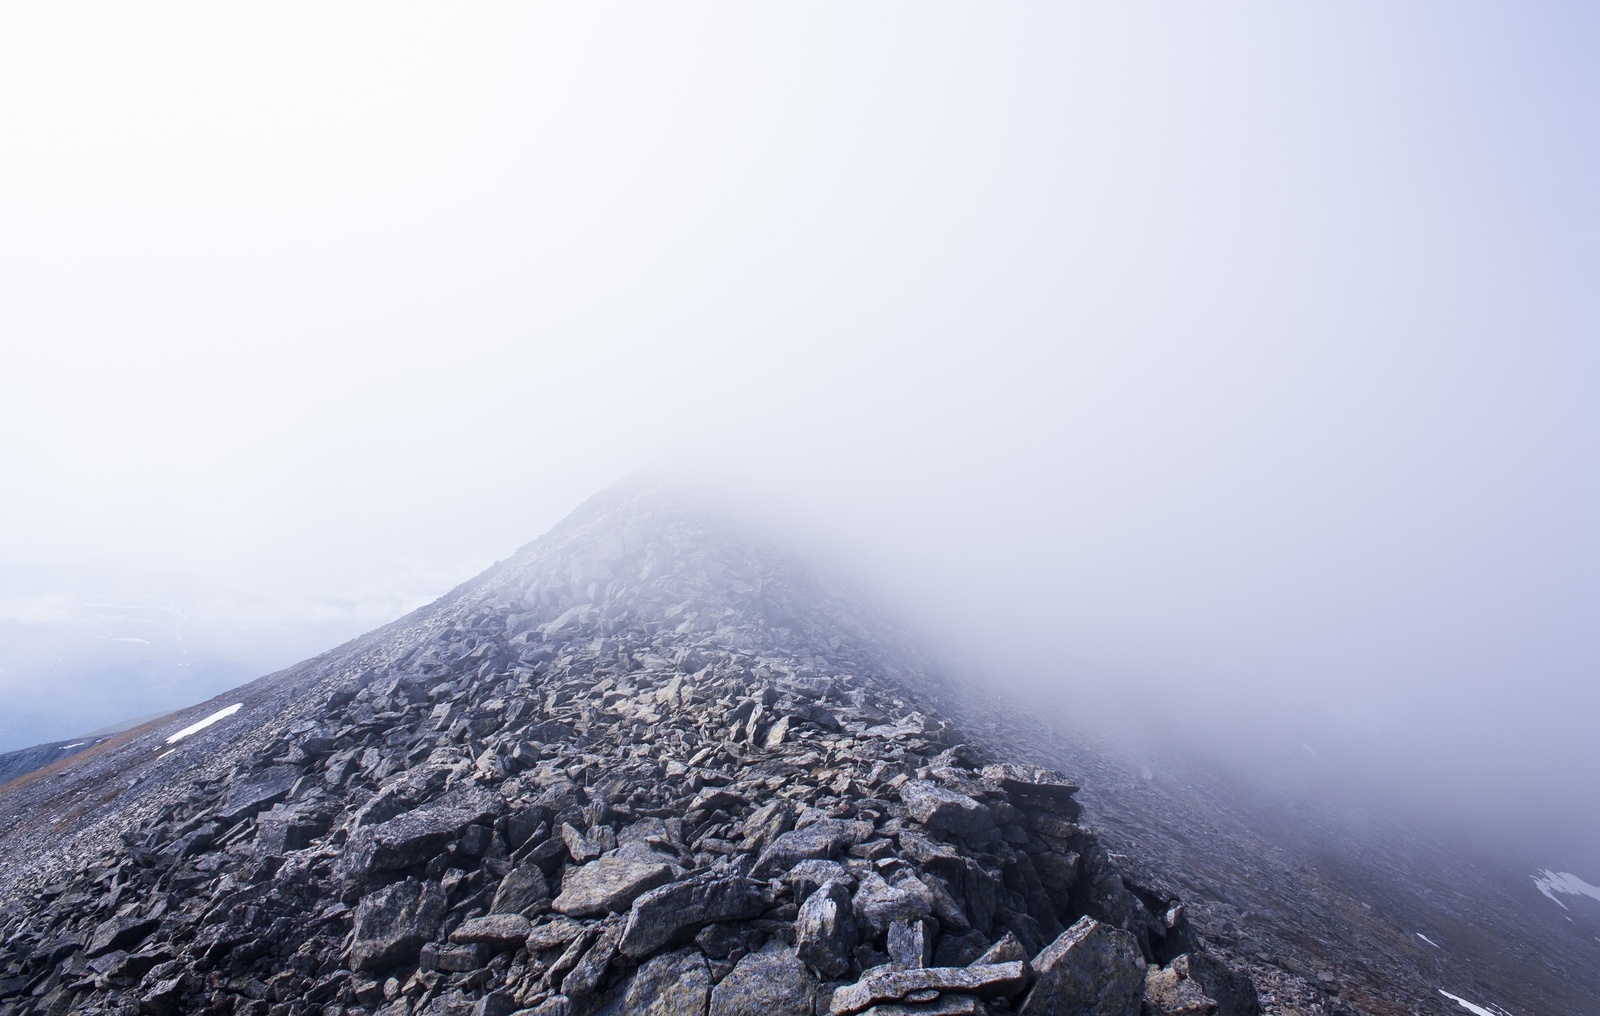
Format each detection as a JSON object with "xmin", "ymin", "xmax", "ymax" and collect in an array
[
  {"xmin": 619, "ymin": 870, "xmax": 767, "ymax": 958},
  {"xmin": 710, "ymin": 942, "xmax": 820, "ymax": 1016},
  {"xmin": 739, "ymin": 799, "xmax": 797, "ymax": 853},
  {"xmin": 553, "ymin": 857, "xmax": 675, "ymax": 917},
  {"xmin": 786, "ymin": 859, "xmax": 854, "ymax": 904},
  {"xmin": 829, "ymin": 962, "xmax": 1028, "ymax": 1015},
  {"xmin": 796, "ymin": 878, "xmax": 858, "ymax": 979},
  {"xmin": 431, "ymin": 941, "xmax": 491, "ymax": 972},
  {"xmin": 887, "ymin": 916, "xmax": 935, "ymax": 968},
  {"xmin": 753, "ymin": 819, "xmax": 874, "ymax": 877},
  {"xmin": 139, "ymin": 974, "xmax": 188, "ymax": 1016},
  {"xmin": 561, "ymin": 822, "xmax": 605, "ymax": 863},
  {"xmin": 450, "ymin": 913, "xmax": 533, "ymax": 947},
  {"xmin": 861, "ymin": 996, "xmax": 990, "ymax": 1016},
  {"xmin": 476, "ymin": 991, "xmax": 520, "ymax": 1016},
  {"xmin": 932, "ymin": 930, "xmax": 989, "ymax": 968},
  {"xmin": 853, "ymin": 872, "xmax": 934, "ymax": 936},
  {"xmin": 1173, "ymin": 953, "xmax": 1260, "ymax": 1016},
  {"xmin": 341, "ymin": 785, "xmax": 505, "ymax": 879},
  {"xmin": 349, "ymin": 878, "xmax": 448, "ymax": 972},
  {"xmin": 897, "ymin": 830, "xmax": 962, "ymax": 870},
  {"xmin": 219, "ymin": 766, "xmax": 301, "ymax": 822},
  {"xmin": 979, "ymin": 765, "xmax": 1080, "ymax": 812},
  {"xmin": 491, "ymin": 865, "xmax": 551, "ymax": 915},
  {"xmin": 561, "ymin": 920, "xmax": 622, "ymax": 999},
  {"xmin": 526, "ymin": 916, "xmax": 589, "ymax": 951},
  {"xmin": 899, "ymin": 782, "xmax": 994, "ymax": 839},
  {"xmin": 86, "ymin": 914, "xmax": 160, "ymax": 957},
  {"xmin": 255, "ymin": 803, "xmax": 330, "ymax": 856},
  {"xmin": 623, "ymin": 947, "xmax": 712, "ymax": 1015},
  {"xmin": 1143, "ymin": 956, "xmax": 1218, "ymax": 1016},
  {"xmin": 971, "ymin": 932, "xmax": 1026, "ymax": 966},
  {"xmin": 1017, "ymin": 917, "xmax": 1144, "ymax": 1016}
]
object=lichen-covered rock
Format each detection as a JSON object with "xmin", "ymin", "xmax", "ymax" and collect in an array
[
  {"xmin": 1017, "ymin": 917, "xmax": 1144, "ymax": 1016},
  {"xmin": 349, "ymin": 878, "xmax": 448, "ymax": 972},
  {"xmin": 449, "ymin": 913, "xmax": 533, "ymax": 947},
  {"xmin": 898, "ymin": 782, "xmax": 994, "ymax": 839},
  {"xmin": 796, "ymin": 877, "xmax": 858, "ymax": 978},
  {"xmin": 491, "ymin": 864, "xmax": 551, "ymax": 915},
  {"xmin": 1173, "ymin": 953, "xmax": 1261, "ymax": 1016},
  {"xmin": 1144, "ymin": 954, "xmax": 1219, "ymax": 1016},
  {"xmin": 829, "ymin": 962, "xmax": 1027, "ymax": 1015},
  {"xmin": 853, "ymin": 871, "xmax": 935, "ymax": 937},
  {"xmin": 624, "ymin": 947, "xmax": 713, "ymax": 1015},
  {"xmin": 552, "ymin": 856, "xmax": 675, "ymax": 917},
  {"xmin": 710, "ymin": 941, "xmax": 821, "ymax": 1016},
  {"xmin": 753, "ymin": 818, "xmax": 874, "ymax": 877},
  {"xmin": 619, "ymin": 869, "xmax": 767, "ymax": 958},
  {"xmin": 339, "ymin": 785, "xmax": 504, "ymax": 879}
]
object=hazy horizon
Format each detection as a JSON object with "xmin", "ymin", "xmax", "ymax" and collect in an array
[{"xmin": 3, "ymin": 4, "xmax": 1597, "ymax": 868}]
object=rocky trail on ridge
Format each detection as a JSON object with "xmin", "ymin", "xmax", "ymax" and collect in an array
[{"xmin": 0, "ymin": 485, "xmax": 1588, "ymax": 1016}]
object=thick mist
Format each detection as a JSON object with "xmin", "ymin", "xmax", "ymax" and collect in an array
[{"xmin": 2, "ymin": 5, "xmax": 1596, "ymax": 864}]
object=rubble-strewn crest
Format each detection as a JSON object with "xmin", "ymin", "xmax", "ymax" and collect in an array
[{"xmin": 0, "ymin": 485, "xmax": 1257, "ymax": 1016}]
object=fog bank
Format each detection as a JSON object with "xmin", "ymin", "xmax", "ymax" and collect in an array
[{"xmin": 2, "ymin": 4, "xmax": 1596, "ymax": 860}]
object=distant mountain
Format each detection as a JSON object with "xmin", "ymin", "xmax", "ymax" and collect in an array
[{"xmin": 0, "ymin": 483, "xmax": 1591, "ymax": 1016}]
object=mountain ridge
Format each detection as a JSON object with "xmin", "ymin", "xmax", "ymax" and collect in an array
[{"xmin": 0, "ymin": 483, "xmax": 1585, "ymax": 1016}]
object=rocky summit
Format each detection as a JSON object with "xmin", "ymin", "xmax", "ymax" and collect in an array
[{"xmin": 0, "ymin": 485, "xmax": 1259, "ymax": 1016}]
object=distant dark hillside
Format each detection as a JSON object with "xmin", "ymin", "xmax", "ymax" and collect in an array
[{"xmin": 0, "ymin": 735, "xmax": 111, "ymax": 787}]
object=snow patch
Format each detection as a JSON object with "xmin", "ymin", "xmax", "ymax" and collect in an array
[
  {"xmin": 164, "ymin": 703, "xmax": 242, "ymax": 744},
  {"xmin": 1439, "ymin": 990, "xmax": 1507, "ymax": 1016},
  {"xmin": 59, "ymin": 742, "xmax": 86, "ymax": 750},
  {"xmin": 1416, "ymin": 933, "xmax": 1441, "ymax": 948},
  {"xmin": 1531, "ymin": 870, "xmax": 1600, "ymax": 910}
]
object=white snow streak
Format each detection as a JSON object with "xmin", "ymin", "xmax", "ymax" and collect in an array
[
  {"xmin": 1439, "ymin": 990, "xmax": 1509, "ymax": 1016},
  {"xmin": 164, "ymin": 703, "xmax": 242, "ymax": 744},
  {"xmin": 1415, "ymin": 933, "xmax": 1441, "ymax": 948},
  {"xmin": 1531, "ymin": 870, "xmax": 1600, "ymax": 910}
]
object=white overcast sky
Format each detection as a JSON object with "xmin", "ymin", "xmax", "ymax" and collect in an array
[{"xmin": 2, "ymin": 4, "xmax": 1598, "ymax": 851}]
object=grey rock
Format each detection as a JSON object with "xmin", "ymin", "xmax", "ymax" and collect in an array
[
  {"xmin": 561, "ymin": 920, "xmax": 622, "ymax": 999},
  {"xmin": 254, "ymin": 803, "xmax": 329, "ymax": 856},
  {"xmin": 623, "ymin": 948, "xmax": 712, "ymax": 1015},
  {"xmin": 979, "ymin": 765, "xmax": 1080, "ymax": 815},
  {"xmin": 218, "ymin": 766, "xmax": 301, "ymax": 822},
  {"xmin": 1143, "ymin": 956, "xmax": 1217, "ymax": 1016},
  {"xmin": 887, "ymin": 917, "xmax": 935, "ymax": 968},
  {"xmin": 971, "ymin": 931, "xmax": 1026, "ymax": 966},
  {"xmin": 754, "ymin": 819, "xmax": 873, "ymax": 877},
  {"xmin": 829, "ymin": 962, "xmax": 1028, "ymax": 1015},
  {"xmin": 349, "ymin": 877, "xmax": 449, "ymax": 972},
  {"xmin": 450, "ymin": 913, "xmax": 533, "ymax": 947},
  {"xmin": 853, "ymin": 871, "xmax": 935, "ymax": 937},
  {"xmin": 710, "ymin": 942, "xmax": 820, "ymax": 1016},
  {"xmin": 553, "ymin": 856, "xmax": 675, "ymax": 917},
  {"xmin": 619, "ymin": 870, "xmax": 767, "ymax": 958},
  {"xmin": 898, "ymin": 782, "xmax": 994, "ymax": 840},
  {"xmin": 341, "ymin": 785, "xmax": 505, "ymax": 879},
  {"xmin": 1017, "ymin": 917, "xmax": 1144, "ymax": 1016},
  {"xmin": 86, "ymin": 915, "xmax": 160, "ymax": 957},
  {"xmin": 526, "ymin": 915, "xmax": 588, "ymax": 951},
  {"xmin": 796, "ymin": 878, "xmax": 858, "ymax": 979},
  {"xmin": 859, "ymin": 996, "xmax": 990, "ymax": 1016},
  {"xmin": 476, "ymin": 991, "xmax": 520, "ymax": 1016},
  {"xmin": 1174, "ymin": 953, "xmax": 1260, "ymax": 1016},
  {"xmin": 933, "ymin": 930, "xmax": 990, "ymax": 967},
  {"xmin": 492, "ymin": 865, "xmax": 552, "ymax": 915},
  {"xmin": 787, "ymin": 859, "xmax": 854, "ymax": 903}
]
